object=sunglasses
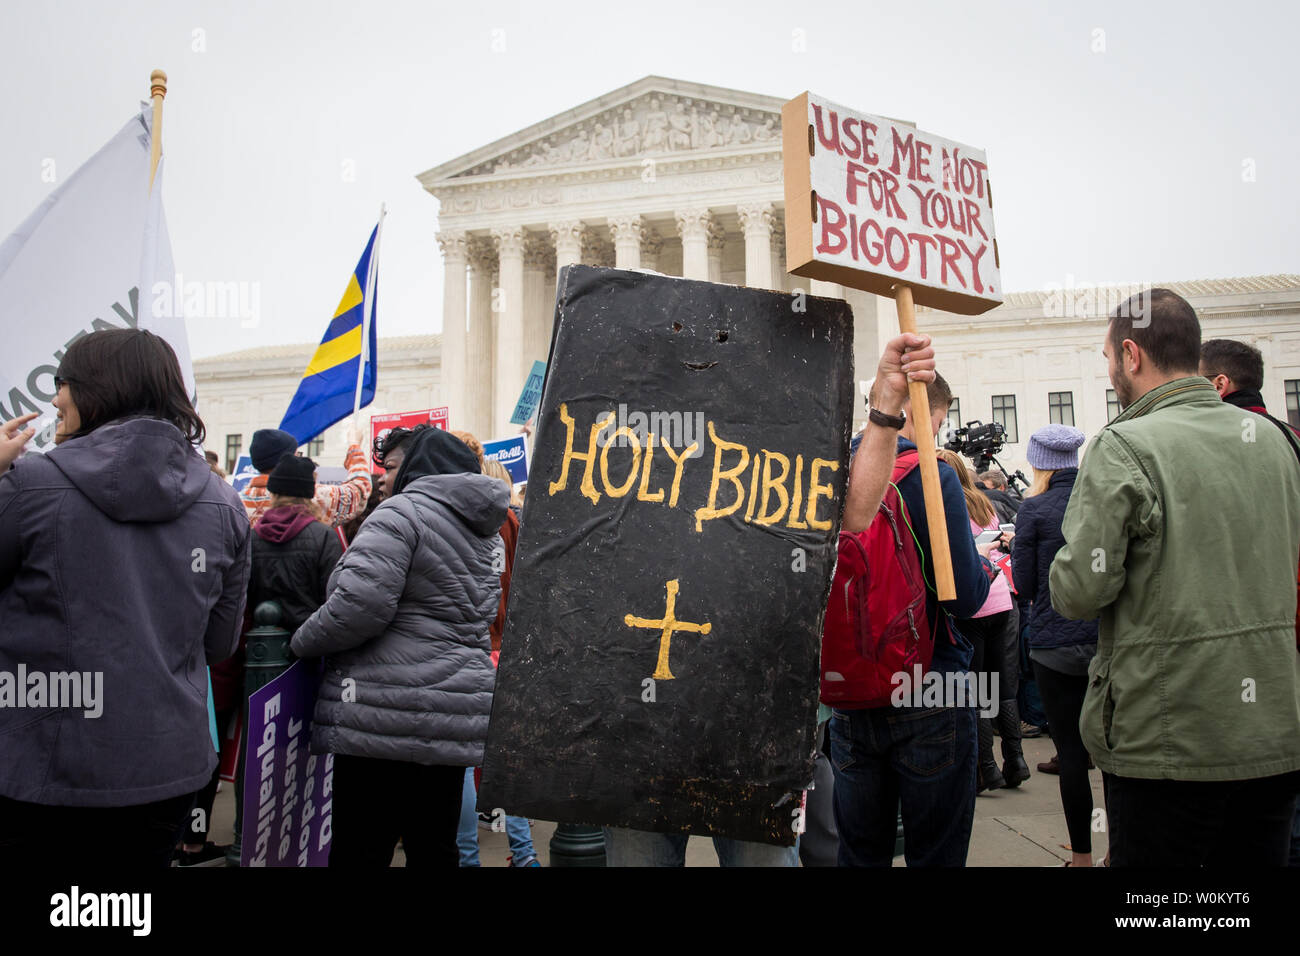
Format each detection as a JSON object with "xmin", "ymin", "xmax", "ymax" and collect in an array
[{"xmin": 53, "ymin": 375, "xmax": 73, "ymax": 390}]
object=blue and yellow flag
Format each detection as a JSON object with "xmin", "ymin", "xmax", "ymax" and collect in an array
[{"xmin": 280, "ymin": 225, "xmax": 379, "ymax": 444}]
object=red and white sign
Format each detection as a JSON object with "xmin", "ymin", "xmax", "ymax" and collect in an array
[
  {"xmin": 369, "ymin": 407, "xmax": 449, "ymax": 465},
  {"xmin": 783, "ymin": 92, "xmax": 1002, "ymax": 316}
]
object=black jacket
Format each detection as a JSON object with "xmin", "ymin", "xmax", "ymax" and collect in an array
[
  {"xmin": 249, "ymin": 506, "xmax": 343, "ymax": 633},
  {"xmin": 982, "ymin": 487, "xmax": 1020, "ymax": 524},
  {"xmin": 1010, "ymin": 469, "xmax": 1099, "ymax": 649}
]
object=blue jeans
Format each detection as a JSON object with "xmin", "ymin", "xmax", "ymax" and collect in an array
[
  {"xmin": 457, "ymin": 768, "xmax": 538, "ymax": 866},
  {"xmin": 603, "ymin": 827, "xmax": 799, "ymax": 866},
  {"xmin": 830, "ymin": 702, "xmax": 977, "ymax": 866}
]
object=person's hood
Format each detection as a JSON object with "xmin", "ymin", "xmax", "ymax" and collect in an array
[
  {"xmin": 255, "ymin": 505, "xmax": 319, "ymax": 544},
  {"xmin": 45, "ymin": 417, "xmax": 213, "ymax": 523},
  {"xmin": 392, "ymin": 427, "xmax": 482, "ymax": 493},
  {"xmin": 403, "ymin": 473, "xmax": 509, "ymax": 536}
]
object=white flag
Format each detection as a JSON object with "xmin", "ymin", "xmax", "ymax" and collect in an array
[{"xmin": 0, "ymin": 101, "xmax": 192, "ymax": 451}]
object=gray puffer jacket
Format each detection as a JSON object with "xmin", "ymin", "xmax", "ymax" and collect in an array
[{"xmin": 290, "ymin": 472, "xmax": 507, "ymax": 766}]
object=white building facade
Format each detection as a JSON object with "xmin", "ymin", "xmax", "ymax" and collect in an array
[{"xmin": 194, "ymin": 77, "xmax": 1300, "ymax": 481}]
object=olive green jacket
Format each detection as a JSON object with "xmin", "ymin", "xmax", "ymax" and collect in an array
[{"xmin": 1050, "ymin": 377, "xmax": 1300, "ymax": 780}]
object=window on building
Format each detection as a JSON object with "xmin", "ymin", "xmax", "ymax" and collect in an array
[
  {"xmin": 1284, "ymin": 380, "xmax": 1300, "ymax": 430},
  {"xmin": 225, "ymin": 434, "xmax": 242, "ymax": 474},
  {"xmin": 991, "ymin": 395, "xmax": 1018, "ymax": 444},
  {"xmin": 1106, "ymin": 388, "xmax": 1121, "ymax": 423},
  {"xmin": 938, "ymin": 397, "xmax": 961, "ymax": 446},
  {"xmin": 305, "ymin": 438, "xmax": 325, "ymax": 458},
  {"xmin": 1048, "ymin": 391, "xmax": 1075, "ymax": 427}
]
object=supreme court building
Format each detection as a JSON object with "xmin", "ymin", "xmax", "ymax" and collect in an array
[{"xmin": 195, "ymin": 76, "xmax": 1300, "ymax": 478}]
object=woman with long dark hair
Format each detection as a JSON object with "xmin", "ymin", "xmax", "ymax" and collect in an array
[{"xmin": 0, "ymin": 328, "xmax": 251, "ymax": 867}]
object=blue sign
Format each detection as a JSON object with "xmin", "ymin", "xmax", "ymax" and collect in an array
[
  {"xmin": 230, "ymin": 455, "xmax": 259, "ymax": 493},
  {"xmin": 509, "ymin": 360, "xmax": 547, "ymax": 425},
  {"xmin": 483, "ymin": 435, "xmax": 529, "ymax": 484}
]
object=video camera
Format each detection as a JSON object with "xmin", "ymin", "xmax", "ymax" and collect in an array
[
  {"xmin": 943, "ymin": 419, "xmax": 1029, "ymax": 498},
  {"xmin": 943, "ymin": 419, "xmax": 1005, "ymax": 464}
]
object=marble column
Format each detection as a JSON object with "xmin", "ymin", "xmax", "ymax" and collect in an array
[
  {"xmin": 523, "ymin": 233, "xmax": 553, "ymax": 376},
  {"xmin": 549, "ymin": 220, "xmax": 586, "ymax": 279},
  {"xmin": 466, "ymin": 237, "xmax": 497, "ymax": 440},
  {"xmin": 810, "ymin": 279, "xmax": 845, "ymax": 300},
  {"xmin": 737, "ymin": 202, "xmax": 775, "ymax": 289},
  {"xmin": 768, "ymin": 215, "xmax": 786, "ymax": 292},
  {"xmin": 675, "ymin": 208, "xmax": 713, "ymax": 280},
  {"xmin": 706, "ymin": 221, "xmax": 725, "ymax": 283},
  {"xmin": 492, "ymin": 226, "xmax": 526, "ymax": 436},
  {"xmin": 436, "ymin": 231, "xmax": 469, "ymax": 421},
  {"xmin": 608, "ymin": 214, "xmax": 644, "ymax": 270}
]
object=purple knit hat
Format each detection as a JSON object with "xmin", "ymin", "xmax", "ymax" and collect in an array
[{"xmin": 1026, "ymin": 424, "xmax": 1085, "ymax": 470}]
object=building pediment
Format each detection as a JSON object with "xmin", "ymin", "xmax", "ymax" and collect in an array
[{"xmin": 417, "ymin": 76, "xmax": 785, "ymax": 187}]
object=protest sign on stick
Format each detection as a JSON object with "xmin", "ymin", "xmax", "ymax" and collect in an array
[
  {"xmin": 483, "ymin": 435, "xmax": 529, "ymax": 484},
  {"xmin": 240, "ymin": 660, "xmax": 333, "ymax": 867},
  {"xmin": 368, "ymin": 407, "xmax": 449, "ymax": 463},
  {"xmin": 783, "ymin": 92, "xmax": 1004, "ymax": 600},
  {"xmin": 510, "ymin": 360, "xmax": 547, "ymax": 426}
]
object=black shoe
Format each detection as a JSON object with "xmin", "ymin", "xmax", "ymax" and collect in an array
[
  {"xmin": 1002, "ymin": 755, "xmax": 1030, "ymax": 788},
  {"xmin": 978, "ymin": 763, "xmax": 1006, "ymax": 793}
]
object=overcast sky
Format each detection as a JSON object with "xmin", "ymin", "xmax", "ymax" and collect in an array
[{"xmin": 2, "ymin": 0, "xmax": 1295, "ymax": 359}]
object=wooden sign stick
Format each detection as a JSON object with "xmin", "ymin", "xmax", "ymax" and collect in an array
[{"xmin": 894, "ymin": 283, "xmax": 956, "ymax": 601}]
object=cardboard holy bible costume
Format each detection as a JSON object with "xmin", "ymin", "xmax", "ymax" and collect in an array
[{"xmin": 479, "ymin": 265, "xmax": 854, "ymax": 845}]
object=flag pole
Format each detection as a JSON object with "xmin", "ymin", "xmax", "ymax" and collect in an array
[
  {"xmin": 148, "ymin": 70, "xmax": 167, "ymax": 191},
  {"xmin": 352, "ymin": 203, "xmax": 387, "ymax": 428}
]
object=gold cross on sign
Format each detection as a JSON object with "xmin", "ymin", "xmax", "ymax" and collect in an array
[{"xmin": 624, "ymin": 579, "xmax": 712, "ymax": 681}]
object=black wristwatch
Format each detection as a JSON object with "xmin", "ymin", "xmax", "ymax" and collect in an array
[{"xmin": 868, "ymin": 407, "xmax": 906, "ymax": 430}]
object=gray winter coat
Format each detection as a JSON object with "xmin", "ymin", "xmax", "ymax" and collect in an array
[
  {"xmin": 0, "ymin": 418, "xmax": 251, "ymax": 807},
  {"xmin": 290, "ymin": 473, "xmax": 508, "ymax": 767}
]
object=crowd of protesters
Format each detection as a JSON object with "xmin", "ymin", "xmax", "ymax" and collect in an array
[{"xmin": 1, "ymin": 285, "xmax": 1298, "ymax": 868}]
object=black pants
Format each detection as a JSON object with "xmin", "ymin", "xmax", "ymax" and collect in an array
[
  {"xmin": 1032, "ymin": 660, "xmax": 1094, "ymax": 853},
  {"xmin": 0, "ymin": 791, "xmax": 195, "ymax": 868},
  {"xmin": 1105, "ymin": 770, "xmax": 1300, "ymax": 866},
  {"xmin": 966, "ymin": 608, "xmax": 1019, "ymax": 700},
  {"xmin": 328, "ymin": 754, "xmax": 465, "ymax": 868}
]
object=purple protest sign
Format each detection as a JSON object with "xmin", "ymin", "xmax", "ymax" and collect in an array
[{"xmin": 241, "ymin": 659, "xmax": 334, "ymax": 867}]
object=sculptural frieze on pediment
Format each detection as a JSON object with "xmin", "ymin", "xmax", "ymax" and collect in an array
[{"xmin": 458, "ymin": 94, "xmax": 781, "ymax": 177}]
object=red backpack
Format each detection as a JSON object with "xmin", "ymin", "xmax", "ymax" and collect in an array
[{"xmin": 820, "ymin": 451, "xmax": 934, "ymax": 708}]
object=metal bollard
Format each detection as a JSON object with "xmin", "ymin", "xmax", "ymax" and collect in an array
[
  {"xmin": 548, "ymin": 823, "xmax": 607, "ymax": 867},
  {"xmin": 244, "ymin": 601, "xmax": 294, "ymax": 694},
  {"xmin": 226, "ymin": 601, "xmax": 293, "ymax": 866}
]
